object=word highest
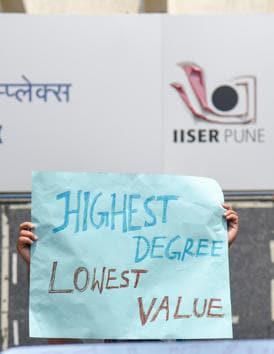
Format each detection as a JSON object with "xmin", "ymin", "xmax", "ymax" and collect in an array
[{"xmin": 52, "ymin": 190, "xmax": 179, "ymax": 234}]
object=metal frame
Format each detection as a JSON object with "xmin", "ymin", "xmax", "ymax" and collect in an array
[{"xmin": 1, "ymin": 191, "xmax": 274, "ymax": 203}]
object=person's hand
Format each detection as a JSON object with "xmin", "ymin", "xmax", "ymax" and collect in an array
[
  {"xmin": 223, "ymin": 204, "xmax": 239, "ymax": 246},
  {"xmin": 17, "ymin": 222, "xmax": 37, "ymax": 264}
]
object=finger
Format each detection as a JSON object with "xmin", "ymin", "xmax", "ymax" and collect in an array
[
  {"xmin": 17, "ymin": 236, "xmax": 33, "ymax": 248},
  {"xmin": 224, "ymin": 210, "xmax": 238, "ymax": 217},
  {"xmin": 224, "ymin": 210, "xmax": 237, "ymax": 217},
  {"xmin": 225, "ymin": 214, "xmax": 239, "ymax": 222},
  {"xmin": 20, "ymin": 222, "xmax": 35, "ymax": 230},
  {"xmin": 223, "ymin": 203, "xmax": 232, "ymax": 210},
  {"xmin": 19, "ymin": 230, "xmax": 38, "ymax": 240}
]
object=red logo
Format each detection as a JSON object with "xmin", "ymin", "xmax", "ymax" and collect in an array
[{"xmin": 171, "ymin": 62, "xmax": 256, "ymax": 124}]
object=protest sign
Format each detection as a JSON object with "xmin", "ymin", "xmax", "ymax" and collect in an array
[{"xmin": 30, "ymin": 171, "xmax": 232, "ymax": 339}]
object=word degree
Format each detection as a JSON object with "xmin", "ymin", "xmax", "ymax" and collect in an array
[{"xmin": 133, "ymin": 235, "xmax": 224, "ymax": 262}]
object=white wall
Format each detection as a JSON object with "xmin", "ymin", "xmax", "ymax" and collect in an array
[
  {"xmin": 167, "ymin": 0, "xmax": 274, "ymax": 14},
  {"xmin": 22, "ymin": 0, "xmax": 144, "ymax": 14},
  {"xmin": 1, "ymin": 0, "xmax": 274, "ymax": 14}
]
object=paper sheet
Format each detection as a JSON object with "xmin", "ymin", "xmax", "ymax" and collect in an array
[{"xmin": 30, "ymin": 171, "xmax": 232, "ymax": 339}]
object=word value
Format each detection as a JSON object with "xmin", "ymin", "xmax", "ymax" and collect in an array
[
  {"xmin": 138, "ymin": 296, "xmax": 224, "ymax": 325},
  {"xmin": 53, "ymin": 191, "xmax": 179, "ymax": 234}
]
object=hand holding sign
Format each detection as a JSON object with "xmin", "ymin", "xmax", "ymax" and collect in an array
[
  {"xmin": 223, "ymin": 204, "xmax": 239, "ymax": 245},
  {"xmin": 28, "ymin": 172, "xmax": 234, "ymax": 339},
  {"xmin": 17, "ymin": 222, "xmax": 37, "ymax": 264}
]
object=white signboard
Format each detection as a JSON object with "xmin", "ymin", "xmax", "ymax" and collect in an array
[
  {"xmin": 0, "ymin": 15, "xmax": 162, "ymax": 192},
  {"xmin": 163, "ymin": 15, "xmax": 273, "ymax": 190},
  {"xmin": 0, "ymin": 14, "xmax": 273, "ymax": 191}
]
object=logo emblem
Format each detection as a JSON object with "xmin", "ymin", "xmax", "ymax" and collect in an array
[{"xmin": 171, "ymin": 62, "xmax": 256, "ymax": 124}]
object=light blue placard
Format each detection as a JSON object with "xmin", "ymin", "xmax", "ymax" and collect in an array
[{"xmin": 30, "ymin": 172, "xmax": 232, "ymax": 339}]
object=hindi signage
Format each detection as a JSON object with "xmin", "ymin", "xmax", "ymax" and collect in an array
[
  {"xmin": 0, "ymin": 75, "xmax": 71, "ymax": 102},
  {"xmin": 30, "ymin": 171, "xmax": 232, "ymax": 339}
]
